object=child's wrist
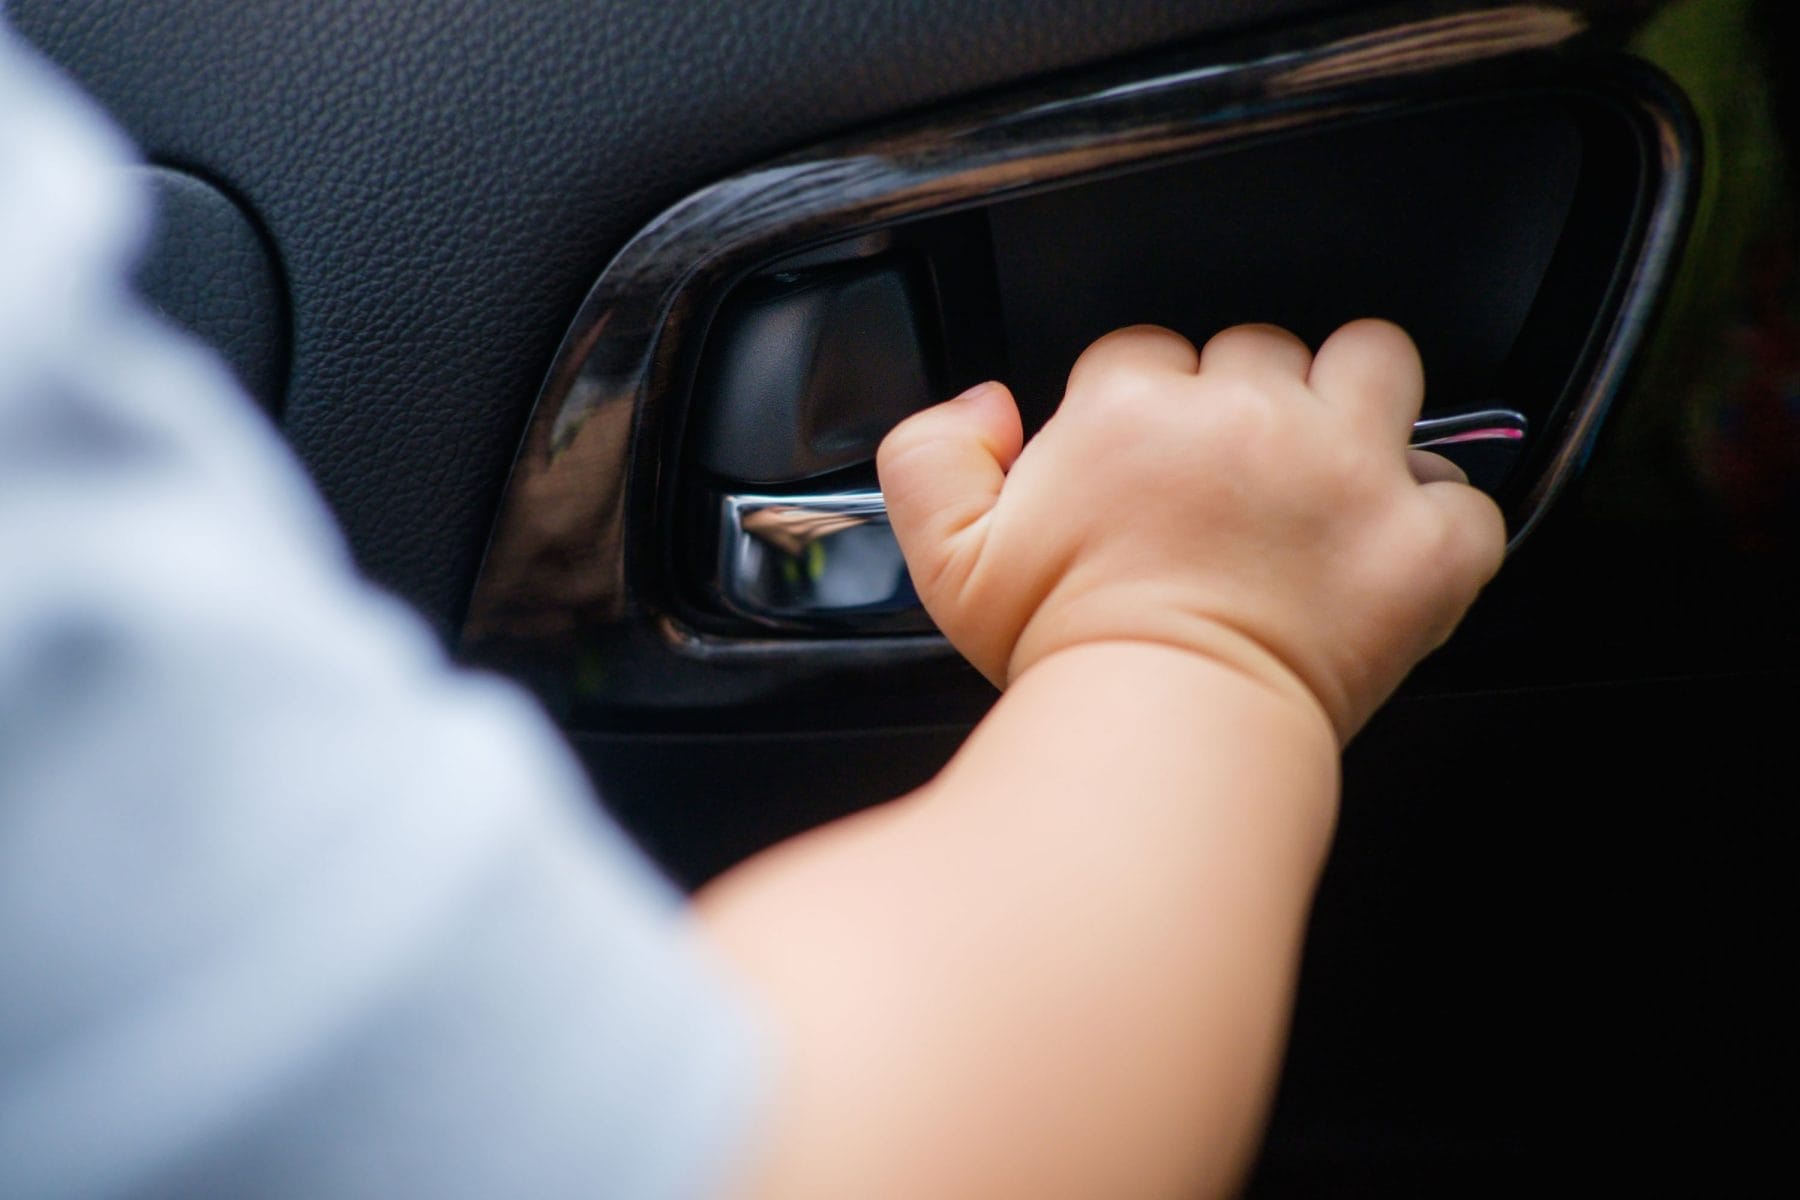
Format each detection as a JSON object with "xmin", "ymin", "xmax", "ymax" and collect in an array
[{"xmin": 1006, "ymin": 604, "xmax": 1341, "ymax": 747}]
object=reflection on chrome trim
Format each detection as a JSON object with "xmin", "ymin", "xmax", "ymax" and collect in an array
[
  {"xmin": 1268, "ymin": 7, "xmax": 1587, "ymax": 95},
  {"xmin": 1410, "ymin": 408, "xmax": 1529, "ymax": 448},
  {"xmin": 459, "ymin": 1, "xmax": 1692, "ymax": 708},
  {"xmin": 715, "ymin": 491, "xmax": 931, "ymax": 633}
]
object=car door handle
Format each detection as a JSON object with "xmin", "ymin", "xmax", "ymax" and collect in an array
[{"xmin": 710, "ymin": 407, "xmax": 1527, "ymax": 633}]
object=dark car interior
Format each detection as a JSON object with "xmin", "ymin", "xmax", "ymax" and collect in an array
[{"xmin": 17, "ymin": 0, "xmax": 1795, "ymax": 1192}]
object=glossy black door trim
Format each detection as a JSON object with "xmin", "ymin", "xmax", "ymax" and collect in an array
[{"xmin": 461, "ymin": 3, "xmax": 1693, "ymax": 729}]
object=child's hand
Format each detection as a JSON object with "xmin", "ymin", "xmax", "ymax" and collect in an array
[{"xmin": 877, "ymin": 320, "xmax": 1506, "ymax": 741}]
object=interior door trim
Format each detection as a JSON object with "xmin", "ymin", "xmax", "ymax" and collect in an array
[{"xmin": 461, "ymin": 2, "xmax": 1693, "ymax": 730}]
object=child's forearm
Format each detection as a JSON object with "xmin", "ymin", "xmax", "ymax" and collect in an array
[{"xmin": 697, "ymin": 640, "xmax": 1339, "ymax": 1200}]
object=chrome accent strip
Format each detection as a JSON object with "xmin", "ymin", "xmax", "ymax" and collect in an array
[
  {"xmin": 1410, "ymin": 408, "xmax": 1529, "ymax": 448},
  {"xmin": 458, "ymin": 2, "xmax": 1693, "ymax": 716}
]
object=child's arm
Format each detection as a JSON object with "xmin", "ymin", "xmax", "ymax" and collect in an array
[{"xmin": 697, "ymin": 321, "xmax": 1505, "ymax": 1199}]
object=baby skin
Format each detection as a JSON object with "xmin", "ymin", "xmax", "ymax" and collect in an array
[{"xmin": 698, "ymin": 321, "xmax": 1506, "ymax": 1200}]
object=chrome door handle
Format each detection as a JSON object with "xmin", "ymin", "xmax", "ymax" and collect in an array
[
  {"xmin": 711, "ymin": 408, "xmax": 1527, "ymax": 633},
  {"xmin": 713, "ymin": 490, "xmax": 930, "ymax": 632}
]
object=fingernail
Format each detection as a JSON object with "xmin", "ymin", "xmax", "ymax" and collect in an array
[
  {"xmin": 1406, "ymin": 447, "xmax": 1470, "ymax": 486},
  {"xmin": 951, "ymin": 380, "xmax": 1002, "ymax": 404}
]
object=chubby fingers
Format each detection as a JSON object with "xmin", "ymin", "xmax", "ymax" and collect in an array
[
  {"xmin": 1199, "ymin": 322, "xmax": 1313, "ymax": 381},
  {"xmin": 1068, "ymin": 322, "xmax": 1322, "ymax": 395},
  {"xmin": 1309, "ymin": 318, "xmax": 1425, "ymax": 443},
  {"xmin": 1310, "ymin": 318, "xmax": 1504, "ymax": 581},
  {"xmin": 1065, "ymin": 324, "xmax": 1200, "ymax": 394}
]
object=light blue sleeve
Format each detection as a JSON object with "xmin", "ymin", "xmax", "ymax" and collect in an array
[{"xmin": 0, "ymin": 29, "xmax": 766, "ymax": 1200}]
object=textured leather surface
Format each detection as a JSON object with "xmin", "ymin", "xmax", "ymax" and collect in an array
[
  {"xmin": 133, "ymin": 166, "xmax": 288, "ymax": 416},
  {"xmin": 15, "ymin": 0, "xmax": 1351, "ymax": 636}
]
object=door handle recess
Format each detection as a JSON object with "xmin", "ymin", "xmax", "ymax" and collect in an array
[
  {"xmin": 457, "ymin": 28, "xmax": 1690, "ymax": 727},
  {"xmin": 711, "ymin": 408, "xmax": 1526, "ymax": 633}
]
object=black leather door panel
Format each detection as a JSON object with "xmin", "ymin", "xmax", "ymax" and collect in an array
[{"xmin": 16, "ymin": 0, "xmax": 1353, "ymax": 635}]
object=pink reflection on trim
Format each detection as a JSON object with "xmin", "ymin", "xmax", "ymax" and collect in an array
[{"xmin": 1414, "ymin": 427, "xmax": 1526, "ymax": 447}]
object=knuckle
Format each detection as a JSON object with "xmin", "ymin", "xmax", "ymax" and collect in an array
[
  {"xmin": 1337, "ymin": 317, "xmax": 1418, "ymax": 365},
  {"xmin": 1070, "ymin": 325, "xmax": 1193, "ymax": 380},
  {"xmin": 1070, "ymin": 327, "xmax": 1134, "ymax": 371},
  {"xmin": 1106, "ymin": 322, "xmax": 1187, "ymax": 349},
  {"xmin": 1206, "ymin": 321, "xmax": 1305, "ymax": 356}
]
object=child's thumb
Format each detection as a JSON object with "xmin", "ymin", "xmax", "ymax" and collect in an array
[{"xmin": 877, "ymin": 381, "xmax": 1023, "ymax": 593}]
